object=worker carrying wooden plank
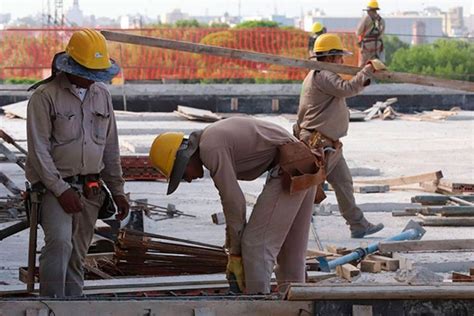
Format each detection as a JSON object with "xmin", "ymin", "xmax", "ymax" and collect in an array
[
  {"xmin": 356, "ymin": 0, "xmax": 386, "ymax": 66},
  {"xmin": 293, "ymin": 33, "xmax": 384, "ymax": 239},
  {"xmin": 25, "ymin": 29, "xmax": 130, "ymax": 297},
  {"xmin": 149, "ymin": 116, "xmax": 325, "ymax": 294}
]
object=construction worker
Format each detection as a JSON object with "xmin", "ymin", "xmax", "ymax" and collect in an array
[
  {"xmin": 25, "ymin": 29, "xmax": 129, "ymax": 297},
  {"xmin": 149, "ymin": 116, "xmax": 323, "ymax": 294},
  {"xmin": 308, "ymin": 21, "xmax": 327, "ymax": 57},
  {"xmin": 294, "ymin": 33, "xmax": 385, "ymax": 239},
  {"xmin": 356, "ymin": 0, "xmax": 385, "ymax": 66}
]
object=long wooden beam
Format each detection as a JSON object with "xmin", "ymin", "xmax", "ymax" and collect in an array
[
  {"xmin": 378, "ymin": 239, "xmax": 474, "ymax": 252},
  {"xmin": 102, "ymin": 30, "xmax": 474, "ymax": 92}
]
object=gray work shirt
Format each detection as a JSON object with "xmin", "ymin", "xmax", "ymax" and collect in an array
[{"xmin": 25, "ymin": 72, "xmax": 125, "ymax": 197}]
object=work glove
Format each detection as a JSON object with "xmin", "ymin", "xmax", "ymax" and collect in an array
[
  {"xmin": 58, "ymin": 188, "xmax": 83, "ymax": 214},
  {"xmin": 113, "ymin": 195, "xmax": 130, "ymax": 221},
  {"xmin": 367, "ymin": 59, "xmax": 387, "ymax": 72},
  {"xmin": 226, "ymin": 255, "xmax": 245, "ymax": 293}
]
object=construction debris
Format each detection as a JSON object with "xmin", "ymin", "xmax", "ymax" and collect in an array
[
  {"xmin": 364, "ymin": 98, "xmax": 398, "ymax": 121},
  {"xmin": 174, "ymin": 105, "xmax": 222, "ymax": 122},
  {"xmin": 130, "ymin": 199, "xmax": 196, "ymax": 220}
]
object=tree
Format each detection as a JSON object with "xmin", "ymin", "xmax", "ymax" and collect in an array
[
  {"xmin": 382, "ymin": 35, "xmax": 409, "ymax": 65},
  {"xmin": 174, "ymin": 19, "xmax": 202, "ymax": 28},
  {"xmin": 234, "ymin": 20, "xmax": 279, "ymax": 29},
  {"xmin": 390, "ymin": 39, "xmax": 474, "ymax": 81}
]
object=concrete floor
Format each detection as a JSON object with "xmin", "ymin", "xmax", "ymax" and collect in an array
[{"xmin": 0, "ymin": 110, "xmax": 473, "ymax": 288}]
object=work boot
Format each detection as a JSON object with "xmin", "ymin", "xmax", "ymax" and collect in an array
[{"xmin": 351, "ymin": 222, "xmax": 384, "ymax": 238}]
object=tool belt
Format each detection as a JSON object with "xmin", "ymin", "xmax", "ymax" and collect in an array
[
  {"xmin": 63, "ymin": 174, "xmax": 100, "ymax": 185},
  {"xmin": 278, "ymin": 141, "xmax": 326, "ymax": 196}
]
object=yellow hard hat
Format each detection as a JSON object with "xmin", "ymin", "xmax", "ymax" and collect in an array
[
  {"xmin": 311, "ymin": 22, "xmax": 324, "ymax": 33},
  {"xmin": 366, "ymin": 0, "xmax": 380, "ymax": 10},
  {"xmin": 313, "ymin": 33, "xmax": 352, "ymax": 57},
  {"xmin": 149, "ymin": 132, "xmax": 185, "ymax": 178},
  {"xmin": 66, "ymin": 29, "xmax": 112, "ymax": 70}
]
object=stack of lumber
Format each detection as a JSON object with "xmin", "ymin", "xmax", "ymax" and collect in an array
[
  {"xmin": 307, "ymin": 246, "xmax": 400, "ymax": 282},
  {"xmin": 354, "ymin": 170, "xmax": 443, "ymax": 193},
  {"xmin": 110, "ymin": 229, "xmax": 228, "ymax": 276},
  {"xmin": 393, "ymin": 194, "xmax": 474, "ymax": 226}
]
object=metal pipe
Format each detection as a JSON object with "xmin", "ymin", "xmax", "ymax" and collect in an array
[{"xmin": 318, "ymin": 220, "xmax": 425, "ymax": 272}]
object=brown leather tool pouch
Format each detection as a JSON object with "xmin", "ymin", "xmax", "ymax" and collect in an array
[{"xmin": 279, "ymin": 142, "xmax": 326, "ymax": 195}]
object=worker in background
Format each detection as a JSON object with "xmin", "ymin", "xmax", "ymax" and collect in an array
[
  {"xmin": 308, "ymin": 21, "xmax": 327, "ymax": 58},
  {"xmin": 294, "ymin": 33, "xmax": 386, "ymax": 239},
  {"xmin": 356, "ymin": 0, "xmax": 385, "ymax": 66},
  {"xmin": 150, "ymin": 116, "xmax": 324, "ymax": 294},
  {"xmin": 26, "ymin": 29, "xmax": 129, "ymax": 297}
]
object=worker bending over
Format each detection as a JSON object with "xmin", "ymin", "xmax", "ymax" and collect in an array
[{"xmin": 150, "ymin": 117, "xmax": 324, "ymax": 294}]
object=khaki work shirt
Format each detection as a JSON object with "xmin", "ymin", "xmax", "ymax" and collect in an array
[
  {"xmin": 25, "ymin": 72, "xmax": 125, "ymax": 197},
  {"xmin": 199, "ymin": 117, "xmax": 296, "ymax": 254},
  {"xmin": 295, "ymin": 68, "xmax": 372, "ymax": 141}
]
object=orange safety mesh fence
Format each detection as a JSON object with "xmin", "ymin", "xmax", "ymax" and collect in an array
[{"xmin": 0, "ymin": 28, "xmax": 359, "ymax": 81}]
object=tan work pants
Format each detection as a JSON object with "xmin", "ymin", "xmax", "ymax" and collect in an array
[
  {"xmin": 241, "ymin": 167, "xmax": 316, "ymax": 294},
  {"xmin": 325, "ymin": 149, "xmax": 370, "ymax": 233},
  {"xmin": 39, "ymin": 186, "xmax": 102, "ymax": 297}
]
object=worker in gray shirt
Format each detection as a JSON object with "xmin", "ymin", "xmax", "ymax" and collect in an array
[{"xmin": 26, "ymin": 29, "xmax": 129, "ymax": 297}]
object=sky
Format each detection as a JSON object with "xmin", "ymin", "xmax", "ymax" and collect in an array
[{"xmin": 0, "ymin": 0, "xmax": 473, "ymax": 19}]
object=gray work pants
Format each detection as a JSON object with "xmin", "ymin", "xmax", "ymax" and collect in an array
[
  {"xmin": 39, "ymin": 187, "xmax": 102, "ymax": 297},
  {"xmin": 241, "ymin": 167, "xmax": 316, "ymax": 294}
]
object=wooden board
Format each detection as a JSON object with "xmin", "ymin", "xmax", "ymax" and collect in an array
[
  {"xmin": 174, "ymin": 105, "xmax": 222, "ymax": 122},
  {"xmin": 359, "ymin": 260, "xmax": 382, "ymax": 273},
  {"xmin": 438, "ymin": 179, "xmax": 474, "ymax": 194},
  {"xmin": 418, "ymin": 215, "xmax": 474, "ymax": 226},
  {"xmin": 355, "ymin": 171, "xmax": 443, "ymax": 187},
  {"xmin": 354, "ymin": 185, "xmax": 389, "ymax": 193},
  {"xmin": 378, "ymin": 239, "xmax": 474, "ymax": 252},
  {"xmin": 101, "ymin": 31, "xmax": 474, "ymax": 92},
  {"xmin": 411, "ymin": 195, "xmax": 474, "ymax": 206}
]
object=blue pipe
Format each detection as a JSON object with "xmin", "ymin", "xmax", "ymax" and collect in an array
[{"xmin": 318, "ymin": 220, "xmax": 425, "ymax": 272}]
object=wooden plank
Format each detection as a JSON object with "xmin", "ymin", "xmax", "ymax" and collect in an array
[
  {"xmin": 452, "ymin": 272, "xmax": 474, "ymax": 283},
  {"xmin": 355, "ymin": 171, "xmax": 443, "ymax": 187},
  {"xmin": 359, "ymin": 260, "xmax": 382, "ymax": 273},
  {"xmin": 287, "ymin": 284, "xmax": 474, "ymax": 300},
  {"xmin": 175, "ymin": 105, "xmax": 222, "ymax": 122},
  {"xmin": 366, "ymin": 255, "xmax": 399, "ymax": 271},
  {"xmin": 354, "ymin": 185, "xmax": 389, "ymax": 193},
  {"xmin": 378, "ymin": 239, "xmax": 474, "ymax": 252},
  {"xmin": 101, "ymin": 31, "xmax": 474, "ymax": 92},
  {"xmin": 449, "ymin": 196, "xmax": 474, "ymax": 206},
  {"xmin": 411, "ymin": 195, "xmax": 474, "ymax": 205},
  {"xmin": 336, "ymin": 264, "xmax": 361, "ymax": 282},
  {"xmin": 419, "ymin": 215, "xmax": 474, "ymax": 226},
  {"xmin": 211, "ymin": 212, "xmax": 226, "ymax": 225}
]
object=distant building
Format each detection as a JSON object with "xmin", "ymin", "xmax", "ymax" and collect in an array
[
  {"xmin": 161, "ymin": 9, "xmax": 189, "ymax": 24},
  {"xmin": 447, "ymin": 6, "xmax": 466, "ymax": 36},
  {"xmin": 269, "ymin": 14, "xmax": 296, "ymax": 27},
  {"xmin": 303, "ymin": 9, "xmax": 444, "ymax": 44},
  {"xmin": 65, "ymin": 0, "xmax": 84, "ymax": 26},
  {"xmin": 0, "ymin": 13, "xmax": 11, "ymax": 25}
]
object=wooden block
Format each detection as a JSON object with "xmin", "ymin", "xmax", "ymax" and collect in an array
[
  {"xmin": 360, "ymin": 260, "xmax": 382, "ymax": 273},
  {"xmin": 470, "ymin": 268, "xmax": 474, "ymax": 276},
  {"xmin": 211, "ymin": 212, "xmax": 226, "ymax": 225},
  {"xmin": 438, "ymin": 179, "xmax": 474, "ymax": 193},
  {"xmin": 326, "ymin": 245, "xmax": 350, "ymax": 255},
  {"xmin": 452, "ymin": 272, "xmax": 474, "ymax": 283},
  {"xmin": 366, "ymin": 255, "xmax": 399, "ymax": 271},
  {"xmin": 354, "ymin": 185, "xmax": 389, "ymax": 193},
  {"xmin": 336, "ymin": 264, "xmax": 361, "ymax": 282}
]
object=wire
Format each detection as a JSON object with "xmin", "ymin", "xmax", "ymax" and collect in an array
[{"xmin": 385, "ymin": 33, "xmax": 474, "ymax": 40}]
